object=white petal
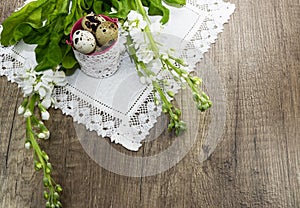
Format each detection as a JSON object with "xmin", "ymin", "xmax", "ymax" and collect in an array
[
  {"xmin": 18, "ymin": 106, "xmax": 25, "ymax": 115},
  {"xmin": 24, "ymin": 109, "xmax": 32, "ymax": 118},
  {"xmin": 39, "ymin": 87, "xmax": 47, "ymax": 98},
  {"xmin": 41, "ymin": 97, "xmax": 52, "ymax": 109},
  {"xmin": 38, "ymin": 133, "xmax": 46, "ymax": 139},
  {"xmin": 41, "ymin": 111, "xmax": 50, "ymax": 120},
  {"xmin": 139, "ymin": 20, "xmax": 147, "ymax": 30},
  {"xmin": 44, "ymin": 131, "xmax": 50, "ymax": 140},
  {"xmin": 140, "ymin": 76, "xmax": 147, "ymax": 84},
  {"xmin": 24, "ymin": 142, "xmax": 31, "ymax": 150}
]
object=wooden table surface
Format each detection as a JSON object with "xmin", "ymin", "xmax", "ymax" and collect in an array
[{"xmin": 0, "ymin": 0, "xmax": 299, "ymax": 207}]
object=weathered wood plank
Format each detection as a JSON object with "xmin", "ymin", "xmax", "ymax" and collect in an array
[{"xmin": 0, "ymin": 0, "xmax": 299, "ymax": 207}]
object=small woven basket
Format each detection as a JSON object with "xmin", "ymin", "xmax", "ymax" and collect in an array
[{"xmin": 68, "ymin": 15, "xmax": 120, "ymax": 78}]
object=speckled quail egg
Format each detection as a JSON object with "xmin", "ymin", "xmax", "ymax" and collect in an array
[
  {"xmin": 73, "ymin": 30, "xmax": 96, "ymax": 54},
  {"xmin": 81, "ymin": 13, "xmax": 106, "ymax": 33},
  {"xmin": 95, "ymin": 21, "xmax": 118, "ymax": 46}
]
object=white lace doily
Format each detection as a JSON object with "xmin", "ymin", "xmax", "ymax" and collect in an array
[{"xmin": 0, "ymin": 0, "xmax": 235, "ymax": 151}]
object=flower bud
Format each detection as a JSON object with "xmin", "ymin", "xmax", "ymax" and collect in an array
[
  {"xmin": 42, "ymin": 151, "xmax": 49, "ymax": 161},
  {"xmin": 44, "ymin": 130, "xmax": 50, "ymax": 140},
  {"xmin": 46, "ymin": 162, "xmax": 52, "ymax": 170},
  {"xmin": 193, "ymin": 93, "xmax": 200, "ymax": 102},
  {"xmin": 41, "ymin": 111, "xmax": 50, "ymax": 120},
  {"xmin": 43, "ymin": 177, "xmax": 49, "ymax": 187},
  {"xmin": 55, "ymin": 185, "xmax": 63, "ymax": 192},
  {"xmin": 45, "ymin": 201, "xmax": 51, "ymax": 208},
  {"xmin": 24, "ymin": 141, "xmax": 31, "ymax": 150},
  {"xmin": 167, "ymin": 91, "xmax": 174, "ymax": 98},
  {"xmin": 23, "ymin": 109, "xmax": 32, "ymax": 118},
  {"xmin": 56, "ymin": 201, "xmax": 62, "ymax": 207},
  {"xmin": 162, "ymin": 104, "xmax": 168, "ymax": 113},
  {"xmin": 53, "ymin": 192, "xmax": 59, "ymax": 199},
  {"xmin": 44, "ymin": 191, "xmax": 49, "ymax": 200},
  {"xmin": 45, "ymin": 167, "xmax": 51, "ymax": 174},
  {"xmin": 35, "ymin": 162, "xmax": 42, "ymax": 171},
  {"xmin": 18, "ymin": 106, "xmax": 25, "ymax": 115},
  {"xmin": 139, "ymin": 76, "xmax": 146, "ymax": 84},
  {"xmin": 168, "ymin": 122, "xmax": 174, "ymax": 131},
  {"xmin": 38, "ymin": 133, "xmax": 46, "ymax": 139}
]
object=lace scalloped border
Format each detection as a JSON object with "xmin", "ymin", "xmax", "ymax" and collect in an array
[{"xmin": 0, "ymin": 0, "xmax": 235, "ymax": 151}]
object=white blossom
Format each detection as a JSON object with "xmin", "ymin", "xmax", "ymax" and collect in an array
[
  {"xmin": 150, "ymin": 21, "xmax": 163, "ymax": 34},
  {"xmin": 34, "ymin": 81, "xmax": 53, "ymax": 99},
  {"xmin": 44, "ymin": 130, "xmax": 50, "ymax": 140},
  {"xmin": 24, "ymin": 142, "xmax": 31, "ymax": 150},
  {"xmin": 37, "ymin": 131, "xmax": 50, "ymax": 140},
  {"xmin": 126, "ymin": 10, "xmax": 147, "ymax": 31},
  {"xmin": 38, "ymin": 133, "xmax": 46, "ymax": 139},
  {"xmin": 140, "ymin": 76, "xmax": 147, "ymax": 84},
  {"xmin": 52, "ymin": 70, "xmax": 67, "ymax": 86},
  {"xmin": 136, "ymin": 44, "xmax": 154, "ymax": 64},
  {"xmin": 17, "ymin": 63, "xmax": 67, "ymax": 109},
  {"xmin": 18, "ymin": 68, "xmax": 36, "ymax": 97},
  {"xmin": 41, "ymin": 110, "xmax": 50, "ymax": 120},
  {"xmin": 24, "ymin": 109, "xmax": 32, "ymax": 118},
  {"xmin": 18, "ymin": 105, "xmax": 25, "ymax": 115},
  {"xmin": 41, "ymin": 95, "xmax": 53, "ymax": 109}
]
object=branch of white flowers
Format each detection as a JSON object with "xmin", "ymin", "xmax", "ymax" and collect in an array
[
  {"xmin": 123, "ymin": 1, "xmax": 212, "ymax": 134},
  {"xmin": 17, "ymin": 65, "xmax": 66, "ymax": 208},
  {"xmin": 21, "ymin": 92, "xmax": 63, "ymax": 208}
]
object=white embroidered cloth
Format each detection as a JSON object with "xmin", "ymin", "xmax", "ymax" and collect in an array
[{"xmin": 0, "ymin": 0, "xmax": 235, "ymax": 151}]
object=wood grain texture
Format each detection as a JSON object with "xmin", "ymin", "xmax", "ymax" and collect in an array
[{"xmin": 0, "ymin": 0, "xmax": 299, "ymax": 207}]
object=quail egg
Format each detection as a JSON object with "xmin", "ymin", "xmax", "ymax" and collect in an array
[
  {"xmin": 95, "ymin": 21, "xmax": 118, "ymax": 46},
  {"xmin": 73, "ymin": 30, "xmax": 96, "ymax": 54},
  {"xmin": 81, "ymin": 13, "xmax": 106, "ymax": 33}
]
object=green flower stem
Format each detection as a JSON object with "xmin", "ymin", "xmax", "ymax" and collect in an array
[
  {"xmin": 126, "ymin": 30, "xmax": 185, "ymax": 134},
  {"xmin": 162, "ymin": 58, "xmax": 212, "ymax": 110},
  {"xmin": 163, "ymin": 58, "xmax": 197, "ymax": 90},
  {"xmin": 135, "ymin": 0, "xmax": 150, "ymax": 22},
  {"xmin": 126, "ymin": 35, "xmax": 155, "ymax": 77},
  {"xmin": 144, "ymin": 26, "xmax": 160, "ymax": 58},
  {"xmin": 126, "ymin": 35, "xmax": 144, "ymax": 77},
  {"xmin": 135, "ymin": 0, "xmax": 160, "ymax": 58},
  {"xmin": 167, "ymin": 54, "xmax": 188, "ymax": 67},
  {"xmin": 152, "ymin": 80, "xmax": 186, "ymax": 135},
  {"xmin": 152, "ymin": 81, "xmax": 173, "ymax": 114},
  {"xmin": 25, "ymin": 94, "xmax": 61, "ymax": 207}
]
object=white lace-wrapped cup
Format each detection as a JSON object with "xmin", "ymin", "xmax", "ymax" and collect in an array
[{"xmin": 68, "ymin": 15, "xmax": 120, "ymax": 78}]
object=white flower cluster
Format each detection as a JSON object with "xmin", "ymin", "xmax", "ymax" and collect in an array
[
  {"xmin": 123, "ymin": 11, "xmax": 164, "ymax": 64},
  {"xmin": 123, "ymin": 10, "xmax": 147, "ymax": 31},
  {"xmin": 17, "ymin": 63, "xmax": 67, "ymax": 109}
]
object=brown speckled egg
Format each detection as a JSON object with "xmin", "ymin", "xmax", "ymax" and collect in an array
[
  {"xmin": 81, "ymin": 13, "xmax": 106, "ymax": 33},
  {"xmin": 95, "ymin": 21, "xmax": 118, "ymax": 46},
  {"xmin": 73, "ymin": 30, "xmax": 96, "ymax": 54}
]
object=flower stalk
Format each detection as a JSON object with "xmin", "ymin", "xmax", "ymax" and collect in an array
[
  {"xmin": 24, "ymin": 94, "xmax": 62, "ymax": 208},
  {"xmin": 124, "ymin": 0, "xmax": 212, "ymax": 135}
]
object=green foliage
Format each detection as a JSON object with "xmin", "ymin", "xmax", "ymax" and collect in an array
[{"xmin": 0, "ymin": 0, "xmax": 186, "ymax": 73}]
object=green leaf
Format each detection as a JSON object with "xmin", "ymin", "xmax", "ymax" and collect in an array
[
  {"xmin": 142, "ymin": 0, "xmax": 170, "ymax": 24},
  {"xmin": 62, "ymin": 47, "xmax": 78, "ymax": 69},
  {"xmin": 0, "ymin": 0, "xmax": 55, "ymax": 45},
  {"xmin": 163, "ymin": 0, "xmax": 186, "ymax": 7}
]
